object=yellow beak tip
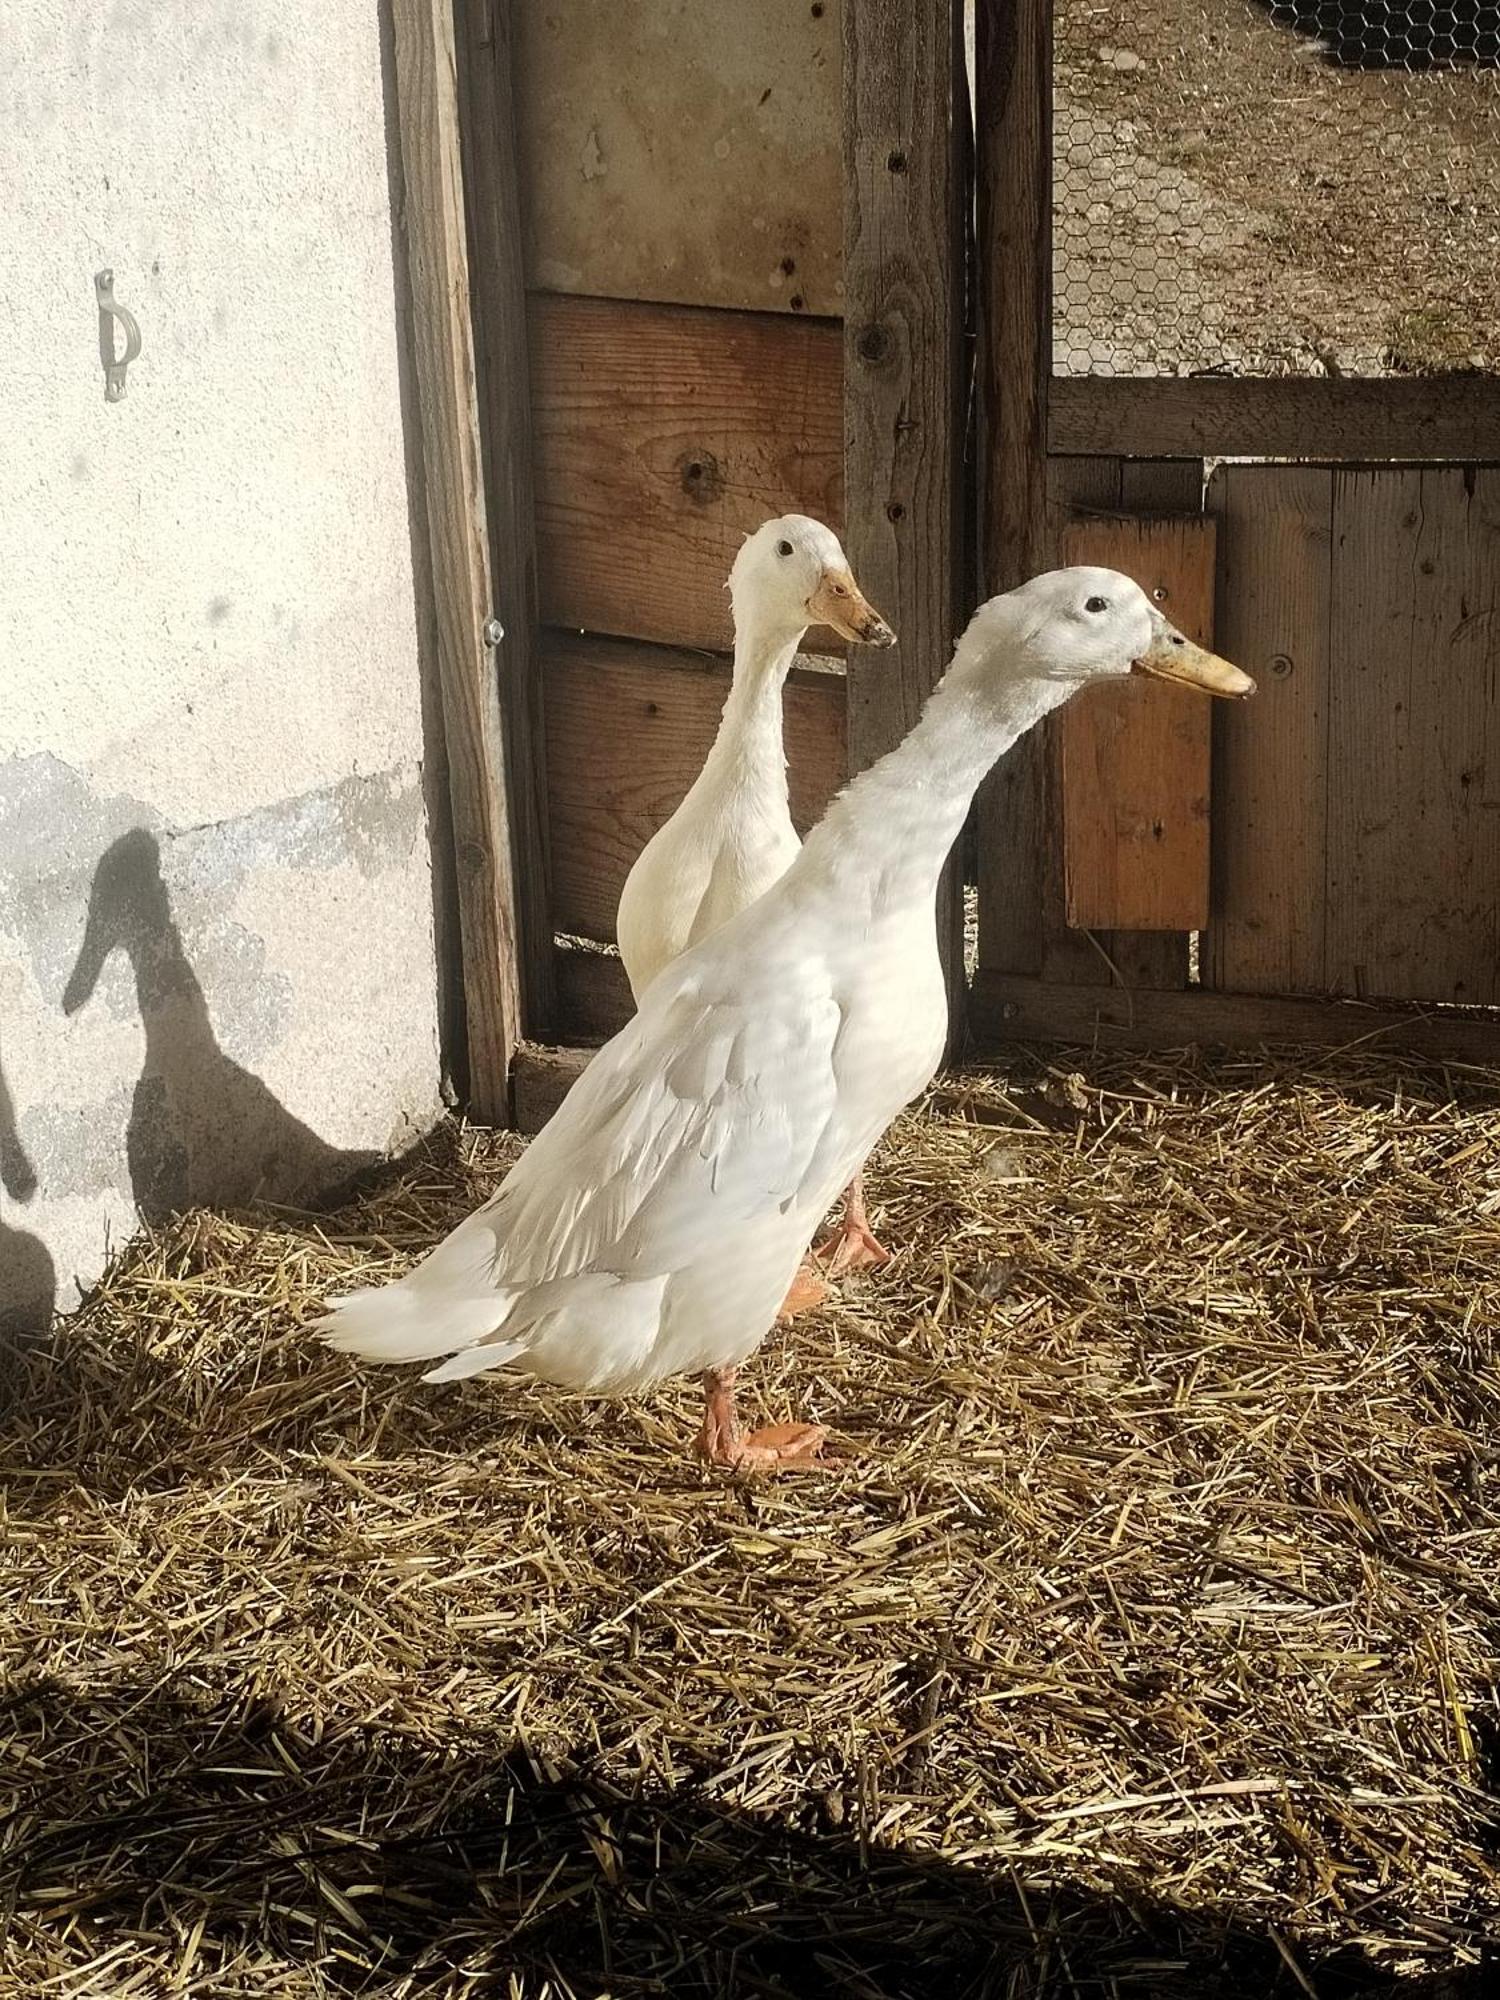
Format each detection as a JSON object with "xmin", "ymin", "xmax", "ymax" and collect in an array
[{"xmin": 1131, "ymin": 645, "xmax": 1256, "ymax": 700}]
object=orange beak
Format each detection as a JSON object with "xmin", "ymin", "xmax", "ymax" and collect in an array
[{"xmin": 807, "ymin": 568, "xmax": 897, "ymax": 647}]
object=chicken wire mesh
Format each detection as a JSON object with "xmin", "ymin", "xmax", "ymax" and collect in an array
[{"xmin": 1053, "ymin": 0, "xmax": 1500, "ymax": 377}]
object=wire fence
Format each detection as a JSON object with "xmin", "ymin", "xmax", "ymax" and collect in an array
[{"xmin": 1053, "ymin": 0, "xmax": 1500, "ymax": 377}]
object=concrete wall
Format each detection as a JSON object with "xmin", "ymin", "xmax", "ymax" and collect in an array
[{"xmin": 2, "ymin": 1, "xmax": 450, "ymax": 1331}]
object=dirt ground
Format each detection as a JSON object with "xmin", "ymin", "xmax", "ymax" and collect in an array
[{"xmin": 1051, "ymin": 0, "xmax": 1500, "ymax": 376}]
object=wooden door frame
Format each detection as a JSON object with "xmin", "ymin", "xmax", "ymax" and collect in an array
[
  {"xmin": 390, "ymin": 0, "xmax": 523, "ymax": 1124},
  {"xmin": 389, "ymin": 0, "xmax": 558, "ymax": 1124}
]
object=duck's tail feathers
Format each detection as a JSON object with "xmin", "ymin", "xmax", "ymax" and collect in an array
[
  {"xmin": 315, "ymin": 1282, "xmax": 521, "ymax": 1364},
  {"xmin": 421, "ymin": 1337, "xmax": 529, "ymax": 1384}
]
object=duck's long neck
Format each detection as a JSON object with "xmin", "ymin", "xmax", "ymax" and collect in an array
[
  {"xmin": 800, "ymin": 665, "xmax": 1072, "ymax": 917},
  {"xmin": 691, "ymin": 612, "xmax": 803, "ymax": 807}
]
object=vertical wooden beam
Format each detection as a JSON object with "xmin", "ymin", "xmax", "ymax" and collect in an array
[
  {"xmin": 842, "ymin": 0, "xmax": 967, "ymax": 1034},
  {"xmin": 977, "ymin": 0, "xmax": 1051, "ymax": 593},
  {"xmin": 974, "ymin": 0, "xmax": 1053, "ymax": 983},
  {"xmin": 455, "ymin": 0, "xmax": 556, "ymax": 1039},
  {"xmin": 391, "ymin": 0, "xmax": 521, "ymax": 1123}
]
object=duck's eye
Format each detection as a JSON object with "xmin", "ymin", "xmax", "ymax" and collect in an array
[
  {"xmin": 776, "ymin": 539, "xmax": 794, "ymax": 557},
  {"xmin": 1085, "ymin": 595, "xmax": 1108, "ymax": 614}
]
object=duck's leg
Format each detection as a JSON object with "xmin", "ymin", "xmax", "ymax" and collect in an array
[
  {"xmin": 696, "ymin": 1366, "xmax": 829, "ymax": 1472},
  {"xmin": 811, "ymin": 1173, "xmax": 891, "ymax": 1275}
]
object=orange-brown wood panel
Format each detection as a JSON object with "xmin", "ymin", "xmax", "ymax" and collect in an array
[
  {"xmin": 529, "ymin": 295, "xmax": 843, "ymax": 651},
  {"xmin": 1057, "ymin": 515, "xmax": 1217, "ymax": 933},
  {"xmin": 543, "ymin": 631, "xmax": 847, "ymax": 940},
  {"xmin": 977, "ymin": 455, "xmax": 1119, "ymax": 984}
]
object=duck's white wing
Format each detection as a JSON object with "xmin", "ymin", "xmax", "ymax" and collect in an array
[
  {"xmin": 318, "ymin": 962, "xmax": 845, "ymax": 1372},
  {"xmin": 488, "ymin": 972, "xmax": 843, "ymax": 1288}
]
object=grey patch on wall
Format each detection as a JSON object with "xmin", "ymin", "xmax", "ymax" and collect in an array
[
  {"xmin": 61, "ymin": 829, "xmax": 372, "ymax": 1222},
  {"xmin": 0, "ymin": 753, "xmax": 161, "ymax": 886},
  {"xmin": 0, "ymin": 756, "xmax": 290, "ymax": 1055},
  {"xmin": 2, "ymin": 756, "xmax": 425, "ymax": 1052},
  {"xmin": 1, "ymin": 757, "xmax": 432, "ymax": 1263},
  {"xmin": 177, "ymin": 763, "xmax": 428, "ymax": 883}
]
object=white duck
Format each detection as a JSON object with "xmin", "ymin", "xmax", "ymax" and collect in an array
[
  {"xmin": 617, "ymin": 514, "xmax": 896, "ymax": 1302},
  {"xmin": 319, "ymin": 569, "xmax": 1252, "ymax": 1469}
]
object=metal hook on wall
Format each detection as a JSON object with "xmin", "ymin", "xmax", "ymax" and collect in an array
[{"xmin": 95, "ymin": 270, "xmax": 141, "ymax": 402}]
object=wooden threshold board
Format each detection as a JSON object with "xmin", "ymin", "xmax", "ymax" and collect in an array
[
  {"xmin": 519, "ymin": 976, "xmax": 1500, "ymax": 1136},
  {"xmin": 1051, "ymin": 374, "xmax": 1500, "ymax": 462},
  {"xmin": 556, "ymin": 941, "xmax": 634, "ymax": 1040},
  {"xmin": 970, "ymin": 974, "xmax": 1500, "ymax": 1064}
]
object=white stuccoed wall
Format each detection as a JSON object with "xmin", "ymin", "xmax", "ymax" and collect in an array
[{"xmin": 1, "ymin": 1, "xmax": 449, "ymax": 1330}]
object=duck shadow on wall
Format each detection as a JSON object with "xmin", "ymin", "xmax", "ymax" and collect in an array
[
  {"xmin": 1, "ymin": 1675, "xmax": 1489, "ymax": 1999},
  {"xmin": 0, "ymin": 1051, "xmax": 56, "ymax": 1342},
  {"xmin": 63, "ymin": 829, "xmax": 379, "ymax": 1224}
]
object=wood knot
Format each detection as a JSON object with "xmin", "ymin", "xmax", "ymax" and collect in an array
[
  {"xmin": 856, "ymin": 322, "xmax": 891, "ymax": 366},
  {"xmin": 678, "ymin": 450, "xmax": 723, "ymax": 504}
]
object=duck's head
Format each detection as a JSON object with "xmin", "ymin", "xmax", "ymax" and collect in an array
[
  {"xmin": 966, "ymin": 566, "xmax": 1255, "ymax": 701},
  {"xmin": 730, "ymin": 515, "xmax": 896, "ymax": 650}
]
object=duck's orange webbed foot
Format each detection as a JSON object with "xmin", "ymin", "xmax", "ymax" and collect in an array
[
  {"xmin": 695, "ymin": 1367, "xmax": 833, "ymax": 1473},
  {"xmin": 775, "ymin": 1259, "xmax": 829, "ymax": 1322},
  {"xmin": 812, "ymin": 1174, "xmax": 892, "ymax": 1276}
]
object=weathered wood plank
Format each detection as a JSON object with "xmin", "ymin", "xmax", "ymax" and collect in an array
[
  {"xmin": 842, "ymin": 0, "xmax": 966, "ymax": 1033},
  {"xmin": 513, "ymin": 0, "xmax": 842, "ymax": 316},
  {"xmin": 392, "ymin": 0, "xmax": 520, "ymax": 1124},
  {"xmin": 543, "ymin": 632, "xmax": 848, "ymax": 941},
  {"xmin": 977, "ymin": 0, "xmax": 1050, "ymax": 592},
  {"xmin": 1326, "ymin": 468, "xmax": 1500, "ymax": 1005},
  {"xmin": 1051, "ymin": 375, "xmax": 1500, "ymax": 463},
  {"xmin": 514, "ymin": 1043, "xmax": 593, "ymax": 1134},
  {"xmin": 1058, "ymin": 515, "xmax": 1217, "ymax": 933},
  {"xmin": 970, "ymin": 973, "xmax": 1500, "ymax": 1065},
  {"xmin": 1204, "ymin": 464, "xmax": 1334, "ymax": 996},
  {"xmin": 456, "ymin": 0, "xmax": 554, "ymax": 1038},
  {"xmin": 532, "ymin": 968, "xmax": 1500, "ymax": 1135},
  {"xmin": 978, "ymin": 461, "xmax": 1209, "ymax": 990},
  {"xmin": 529, "ymin": 294, "xmax": 843, "ymax": 650},
  {"xmin": 556, "ymin": 942, "xmax": 634, "ymax": 1042},
  {"xmin": 974, "ymin": 0, "xmax": 1054, "ymax": 986}
]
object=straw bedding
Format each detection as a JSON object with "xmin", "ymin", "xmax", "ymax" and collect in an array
[{"xmin": 2, "ymin": 1047, "xmax": 1497, "ymax": 1997}]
